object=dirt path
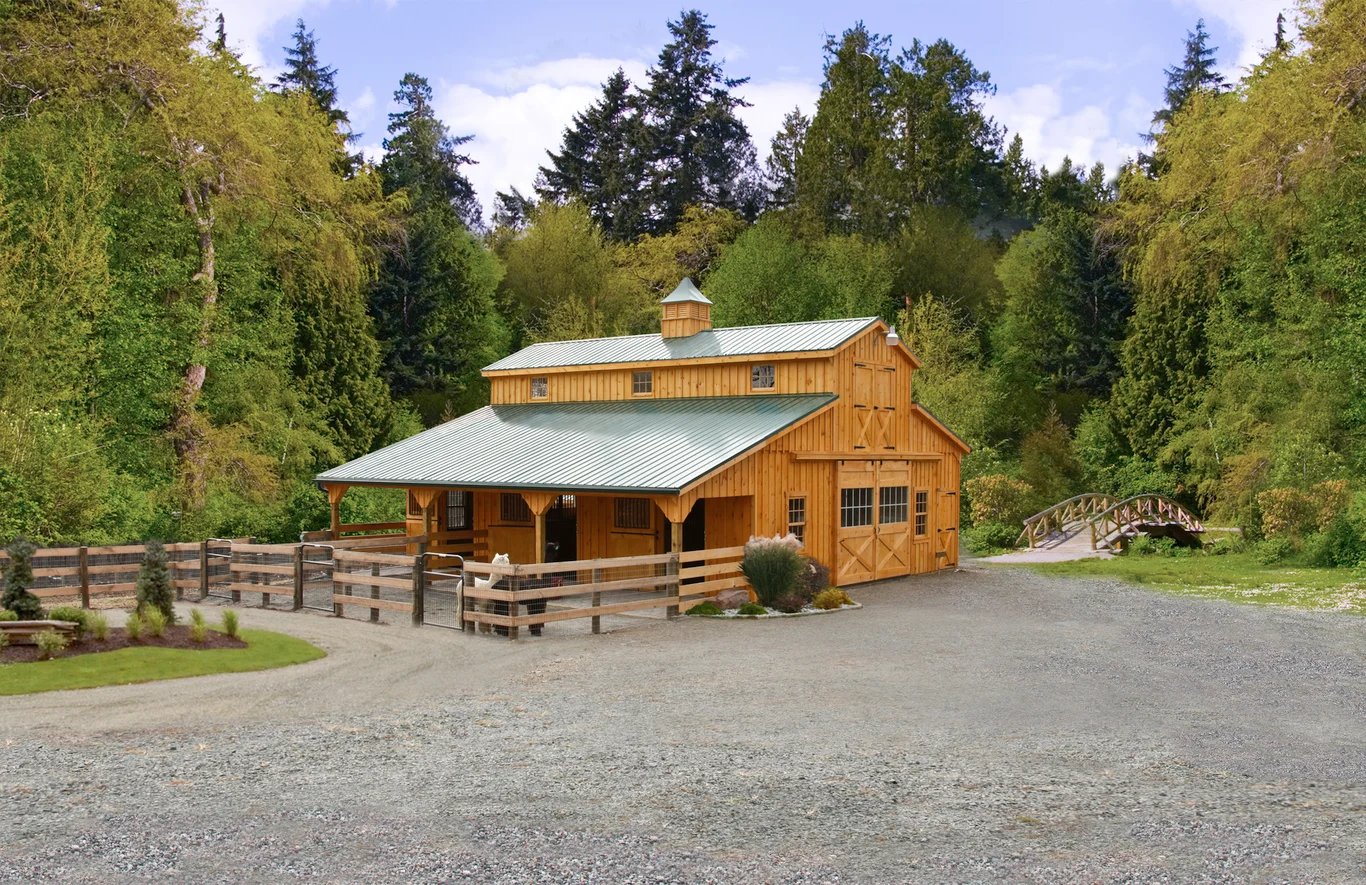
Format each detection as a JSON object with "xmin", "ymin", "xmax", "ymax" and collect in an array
[{"xmin": 2, "ymin": 568, "xmax": 1363, "ymax": 883}]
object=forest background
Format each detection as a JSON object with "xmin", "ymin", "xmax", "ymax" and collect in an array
[{"xmin": 1, "ymin": 0, "xmax": 1362, "ymax": 560}]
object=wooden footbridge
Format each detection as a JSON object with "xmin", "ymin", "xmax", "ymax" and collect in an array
[{"xmin": 1016, "ymin": 493, "xmax": 1205, "ymax": 551}]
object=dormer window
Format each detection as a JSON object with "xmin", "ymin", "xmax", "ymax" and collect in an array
[
  {"xmin": 751, "ymin": 364, "xmax": 775, "ymax": 391},
  {"xmin": 632, "ymin": 370, "xmax": 653, "ymax": 395},
  {"xmin": 530, "ymin": 376, "xmax": 548, "ymax": 399}
]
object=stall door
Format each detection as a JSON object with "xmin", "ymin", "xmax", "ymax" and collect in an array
[
  {"xmin": 873, "ymin": 463, "xmax": 910, "ymax": 579},
  {"xmin": 837, "ymin": 461, "xmax": 914, "ymax": 584},
  {"xmin": 937, "ymin": 488, "xmax": 959, "ymax": 568}
]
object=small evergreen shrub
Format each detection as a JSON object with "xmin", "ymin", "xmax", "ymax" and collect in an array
[
  {"xmin": 686, "ymin": 601, "xmax": 723, "ymax": 616},
  {"xmin": 35, "ymin": 628, "xmax": 69, "ymax": 660},
  {"xmin": 135, "ymin": 539, "xmax": 177, "ymax": 624},
  {"xmin": 963, "ymin": 522, "xmax": 1017, "ymax": 554},
  {"xmin": 772, "ymin": 592, "xmax": 808, "ymax": 614},
  {"xmin": 142, "ymin": 606, "xmax": 168, "ymax": 638},
  {"xmin": 0, "ymin": 608, "xmax": 17, "ymax": 621},
  {"xmin": 812, "ymin": 587, "xmax": 853, "ymax": 610},
  {"xmin": 736, "ymin": 602, "xmax": 767, "ymax": 616},
  {"xmin": 1, "ymin": 537, "xmax": 44, "ymax": 620},
  {"xmin": 123, "ymin": 610, "xmax": 144, "ymax": 642},
  {"xmin": 740, "ymin": 534, "xmax": 804, "ymax": 607},
  {"xmin": 221, "ymin": 609, "xmax": 240, "ymax": 639},
  {"xmin": 1254, "ymin": 537, "xmax": 1294, "ymax": 565},
  {"xmin": 86, "ymin": 611, "xmax": 109, "ymax": 641},
  {"xmin": 46, "ymin": 606, "xmax": 88, "ymax": 638}
]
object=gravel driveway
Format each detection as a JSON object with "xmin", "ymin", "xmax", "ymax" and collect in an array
[{"xmin": 2, "ymin": 565, "xmax": 1363, "ymax": 883}]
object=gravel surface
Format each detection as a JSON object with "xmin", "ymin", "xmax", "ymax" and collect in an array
[{"xmin": 2, "ymin": 565, "xmax": 1363, "ymax": 883}]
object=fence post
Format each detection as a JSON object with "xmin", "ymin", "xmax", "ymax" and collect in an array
[
  {"xmin": 258, "ymin": 552, "xmax": 271, "ymax": 608},
  {"xmin": 591, "ymin": 566, "xmax": 602, "ymax": 635},
  {"xmin": 332, "ymin": 554, "xmax": 345, "ymax": 618},
  {"xmin": 369, "ymin": 562, "xmax": 381, "ymax": 623},
  {"xmin": 292, "ymin": 545, "xmax": 304, "ymax": 611},
  {"xmin": 506, "ymin": 566, "xmax": 520, "ymax": 641},
  {"xmin": 412, "ymin": 554, "xmax": 425, "ymax": 627},
  {"xmin": 198, "ymin": 541, "xmax": 209, "ymax": 599},
  {"xmin": 78, "ymin": 546, "xmax": 91, "ymax": 610},
  {"xmin": 665, "ymin": 552, "xmax": 679, "ymax": 619}
]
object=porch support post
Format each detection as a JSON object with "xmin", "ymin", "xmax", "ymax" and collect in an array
[
  {"xmin": 409, "ymin": 488, "xmax": 442, "ymax": 553},
  {"xmin": 326, "ymin": 484, "xmax": 349, "ymax": 541},
  {"xmin": 519, "ymin": 492, "xmax": 559, "ymax": 640},
  {"xmin": 651, "ymin": 493, "xmax": 698, "ymax": 619}
]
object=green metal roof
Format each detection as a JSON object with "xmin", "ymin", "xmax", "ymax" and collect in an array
[
  {"xmin": 483, "ymin": 316, "xmax": 878, "ymax": 373},
  {"xmin": 659, "ymin": 277, "xmax": 712, "ymax": 304},
  {"xmin": 316, "ymin": 394, "xmax": 836, "ymax": 494}
]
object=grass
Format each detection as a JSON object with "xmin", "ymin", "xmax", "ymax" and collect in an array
[
  {"xmin": 1025, "ymin": 551, "xmax": 1366, "ymax": 615},
  {"xmin": 0, "ymin": 628, "xmax": 326, "ymax": 696}
]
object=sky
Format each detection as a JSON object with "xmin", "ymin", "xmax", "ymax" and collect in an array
[{"xmin": 208, "ymin": 0, "xmax": 1295, "ymax": 222}]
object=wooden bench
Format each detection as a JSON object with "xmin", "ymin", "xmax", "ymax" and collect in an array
[{"xmin": 0, "ymin": 619, "xmax": 79, "ymax": 646}]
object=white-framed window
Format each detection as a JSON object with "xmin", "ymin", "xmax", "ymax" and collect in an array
[
  {"xmin": 632, "ymin": 370, "xmax": 653, "ymax": 395},
  {"xmin": 500, "ymin": 493, "xmax": 531, "ymax": 523},
  {"xmin": 840, "ymin": 488, "xmax": 874, "ymax": 528},
  {"xmin": 614, "ymin": 497, "xmax": 652, "ymax": 530},
  {"xmin": 530, "ymin": 376, "xmax": 548, "ymax": 399},
  {"xmin": 751, "ymin": 363, "xmax": 775, "ymax": 390},
  {"xmin": 915, "ymin": 490, "xmax": 930, "ymax": 537},
  {"xmin": 787, "ymin": 496, "xmax": 807, "ymax": 542},
  {"xmin": 879, "ymin": 486, "xmax": 909, "ymax": 525}
]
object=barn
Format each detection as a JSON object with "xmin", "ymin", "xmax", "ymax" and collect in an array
[{"xmin": 316, "ymin": 279, "xmax": 968, "ymax": 585}]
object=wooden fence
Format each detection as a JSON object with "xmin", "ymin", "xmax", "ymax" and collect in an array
[{"xmin": 0, "ymin": 540, "xmax": 244, "ymax": 608}]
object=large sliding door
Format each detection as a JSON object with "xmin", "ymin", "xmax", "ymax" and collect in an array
[{"xmin": 836, "ymin": 460, "xmax": 917, "ymax": 584}]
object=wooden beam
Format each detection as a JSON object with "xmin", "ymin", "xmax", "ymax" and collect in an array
[
  {"xmin": 791, "ymin": 451, "xmax": 943, "ymax": 462},
  {"xmin": 325, "ymin": 484, "xmax": 349, "ymax": 536},
  {"xmin": 519, "ymin": 491, "xmax": 559, "ymax": 517}
]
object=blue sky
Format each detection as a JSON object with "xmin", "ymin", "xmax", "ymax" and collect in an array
[{"xmin": 210, "ymin": 0, "xmax": 1294, "ymax": 221}]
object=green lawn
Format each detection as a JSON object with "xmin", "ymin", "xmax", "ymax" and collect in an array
[
  {"xmin": 0, "ymin": 628, "xmax": 326, "ymax": 696},
  {"xmin": 1024, "ymin": 552, "xmax": 1366, "ymax": 614}
]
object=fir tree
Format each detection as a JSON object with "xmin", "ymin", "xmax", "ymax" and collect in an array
[
  {"xmin": 537, "ymin": 69, "xmax": 650, "ymax": 241},
  {"xmin": 277, "ymin": 19, "xmax": 348, "ymax": 129},
  {"xmin": 381, "ymin": 73, "xmax": 480, "ymax": 226},
  {"xmin": 212, "ymin": 13, "xmax": 227, "ymax": 54},
  {"xmin": 765, "ymin": 108, "xmax": 809, "ymax": 209},
  {"xmin": 135, "ymin": 539, "xmax": 176, "ymax": 623},
  {"xmin": 1152, "ymin": 19, "xmax": 1227, "ymax": 132},
  {"xmin": 1, "ymin": 537, "xmax": 43, "ymax": 620}
]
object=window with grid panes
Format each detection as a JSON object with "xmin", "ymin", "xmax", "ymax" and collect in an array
[
  {"xmin": 530, "ymin": 376, "xmax": 548, "ymax": 398},
  {"xmin": 500, "ymin": 493, "xmax": 531, "ymax": 523},
  {"xmin": 914, "ymin": 490, "xmax": 929, "ymax": 536},
  {"xmin": 406, "ymin": 491, "xmax": 420, "ymax": 517},
  {"xmin": 840, "ymin": 487, "xmax": 874, "ymax": 527},
  {"xmin": 632, "ymin": 370, "xmax": 653, "ymax": 395},
  {"xmin": 879, "ymin": 486, "xmax": 908, "ymax": 524},
  {"xmin": 787, "ymin": 496, "xmax": 806, "ymax": 542},
  {"xmin": 614, "ymin": 497, "xmax": 652, "ymax": 530},
  {"xmin": 445, "ymin": 490, "xmax": 471, "ymax": 531},
  {"xmin": 751, "ymin": 363, "xmax": 775, "ymax": 390}
]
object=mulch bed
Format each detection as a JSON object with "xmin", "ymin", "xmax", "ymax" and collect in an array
[{"xmin": 1, "ymin": 625, "xmax": 246, "ymax": 664}]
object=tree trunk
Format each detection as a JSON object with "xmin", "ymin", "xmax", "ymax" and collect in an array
[{"xmin": 170, "ymin": 176, "xmax": 218, "ymax": 510}]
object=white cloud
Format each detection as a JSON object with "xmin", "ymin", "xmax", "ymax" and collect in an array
[
  {"xmin": 1174, "ymin": 0, "xmax": 1299, "ymax": 74},
  {"xmin": 202, "ymin": 0, "xmax": 333, "ymax": 77},
  {"xmin": 986, "ymin": 83, "xmax": 1144, "ymax": 176},
  {"xmin": 735, "ymin": 80, "xmax": 820, "ymax": 158}
]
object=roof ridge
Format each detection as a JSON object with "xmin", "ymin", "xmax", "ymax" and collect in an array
[{"xmin": 512, "ymin": 315, "xmax": 879, "ymax": 352}]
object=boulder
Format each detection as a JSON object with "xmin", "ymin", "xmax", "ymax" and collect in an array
[{"xmin": 713, "ymin": 589, "xmax": 750, "ymax": 610}]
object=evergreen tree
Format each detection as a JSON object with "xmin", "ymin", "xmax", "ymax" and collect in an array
[
  {"xmin": 1, "ymin": 537, "xmax": 43, "ymax": 620},
  {"xmin": 638, "ymin": 9, "xmax": 761, "ymax": 232},
  {"xmin": 278, "ymin": 20, "xmax": 348, "ymax": 130},
  {"xmin": 380, "ymin": 73, "xmax": 481, "ymax": 227},
  {"xmin": 135, "ymin": 539, "xmax": 176, "ymax": 623},
  {"xmin": 765, "ymin": 108, "xmax": 809, "ymax": 209},
  {"xmin": 537, "ymin": 69, "xmax": 649, "ymax": 241},
  {"xmin": 1001, "ymin": 133, "xmax": 1039, "ymax": 217},
  {"xmin": 1152, "ymin": 19, "xmax": 1227, "ymax": 133},
  {"xmin": 492, "ymin": 187, "xmax": 536, "ymax": 231},
  {"xmin": 212, "ymin": 13, "xmax": 227, "ymax": 54}
]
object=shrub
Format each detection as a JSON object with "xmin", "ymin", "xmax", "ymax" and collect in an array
[
  {"xmin": 85, "ymin": 611, "xmax": 109, "ymax": 642},
  {"xmin": 45, "ymin": 606, "xmax": 88, "ymax": 638},
  {"xmin": 1207, "ymin": 535, "xmax": 1246, "ymax": 556},
  {"xmin": 189, "ymin": 620, "xmax": 208, "ymax": 643},
  {"xmin": 736, "ymin": 602, "xmax": 767, "ymax": 616},
  {"xmin": 1, "ymin": 537, "xmax": 44, "ymax": 620},
  {"xmin": 221, "ymin": 608, "xmax": 240, "ymax": 639},
  {"xmin": 686, "ymin": 601, "xmax": 723, "ymax": 617},
  {"xmin": 962, "ymin": 522, "xmax": 1017, "ymax": 554},
  {"xmin": 1256, "ymin": 488, "xmax": 1316, "ymax": 539},
  {"xmin": 0, "ymin": 630, "xmax": 7, "ymax": 650},
  {"xmin": 771, "ymin": 592, "xmax": 808, "ymax": 614},
  {"xmin": 123, "ymin": 610, "xmax": 144, "ymax": 642},
  {"xmin": 135, "ymin": 539, "xmax": 176, "ymax": 624},
  {"xmin": 740, "ymin": 535, "xmax": 804, "ymax": 606},
  {"xmin": 1310, "ymin": 480, "xmax": 1351, "ymax": 532},
  {"xmin": 142, "ymin": 606, "xmax": 168, "ymax": 638},
  {"xmin": 1254, "ymin": 537, "xmax": 1294, "ymax": 565},
  {"xmin": 0, "ymin": 608, "xmax": 17, "ymax": 621},
  {"xmin": 812, "ymin": 587, "xmax": 853, "ymax": 610},
  {"xmin": 965, "ymin": 475, "xmax": 1035, "ymax": 527},
  {"xmin": 1304, "ymin": 516, "xmax": 1366, "ymax": 568},
  {"xmin": 797, "ymin": 557, "xmax": 830, "ymax": 600},
  {"xmin": 35, "ymin": 628, "xmax": 69, "ymax": 660}
]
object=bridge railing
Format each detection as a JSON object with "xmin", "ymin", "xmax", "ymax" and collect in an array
[
  {"xmin": 1016, "ymin": 493, "xmax": 1120, "ymax": 548},
  {"xmin": 1088, "ymin": 495, "xmax": 1205, "ymax": 550}
]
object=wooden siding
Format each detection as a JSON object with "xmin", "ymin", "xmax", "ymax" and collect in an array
[{"xmin": 490, "ymin": 356, "xmax": 841, "ymax": 404}]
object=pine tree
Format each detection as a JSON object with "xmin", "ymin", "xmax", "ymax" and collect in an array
[
  {"xmin": 380, "ymin": 73, "xmax": 481, "ymax": 227},
  {"xmin": 1, "ymin": 537, "xmax": 43, "ymax": 620},
  {"xmin": 277, "ymin": 20, "xmax": 348, "ymax": 130},
  {"xmin": 135, "ymin": 539, "xmax": 176, "ymax": 623},
  {"xmin": 765, "ymin": 108, "xmax": 809, "ymax": 209},
  {"xmin": 638, "ymin": 10, "xmax": 761, "ymax": 232},
  {"xmin": 212, "ymin": 13, "xmax": 227, "ymax": 54},
  {"xmin": 537, "ymin": 69, "xmax": 650, "ymax": 241},
  {"xmin": 1152, "ymin": 19, "xmax": 1227, "ymax": 132}
]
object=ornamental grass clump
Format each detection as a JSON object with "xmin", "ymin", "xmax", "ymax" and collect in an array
[
  {"xmin": 189, "ymin": 608, "xmax": 208, "ymax": 643},
  {"xmin": 123, "ymin": 610, "xmax": 144, "ymax": 642},
  {"xmin": 736, "ymin": 601, "xmax": 767, "ymax": 616},
  {"xmin": 2, "ymin": 537, "xmax": 44, "ymax": 620},
  {"xmin": 135, "ymin": 539, "xmax": 176, "ymax": 624},
  {"xmin": 34, "ymin": 628, "xmax": 69, "ymax": 660},
  {"xmin": 812, "ymin": 587, "xmax": 853, "ymax": 610},
  {"xmin": 142, "ymin": 606, "xmax": 168, "ymax": 639},
  {"xmin": 740, "ymin": 534, "xmax": 804, "ymax": 607},
  {"xmin": 85, "ymin": 611, "xmax": 109, "ymax": 642},
  {"xmin": 221, "ymin": 608, "xmax": 240, "ymax": 639},
  {"xmin": 0, "ymin": 608, "xmax": 17, "ymax": 621}
]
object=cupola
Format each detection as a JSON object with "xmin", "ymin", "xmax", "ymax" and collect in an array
[{"xmin": 660, "ymin": 277, "xmax": 713, "ymax": 339}]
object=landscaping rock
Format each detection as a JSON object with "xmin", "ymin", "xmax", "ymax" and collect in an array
[{"xmin": 713, "ymin": 589, "xmax": 749, "ymax": 610}]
